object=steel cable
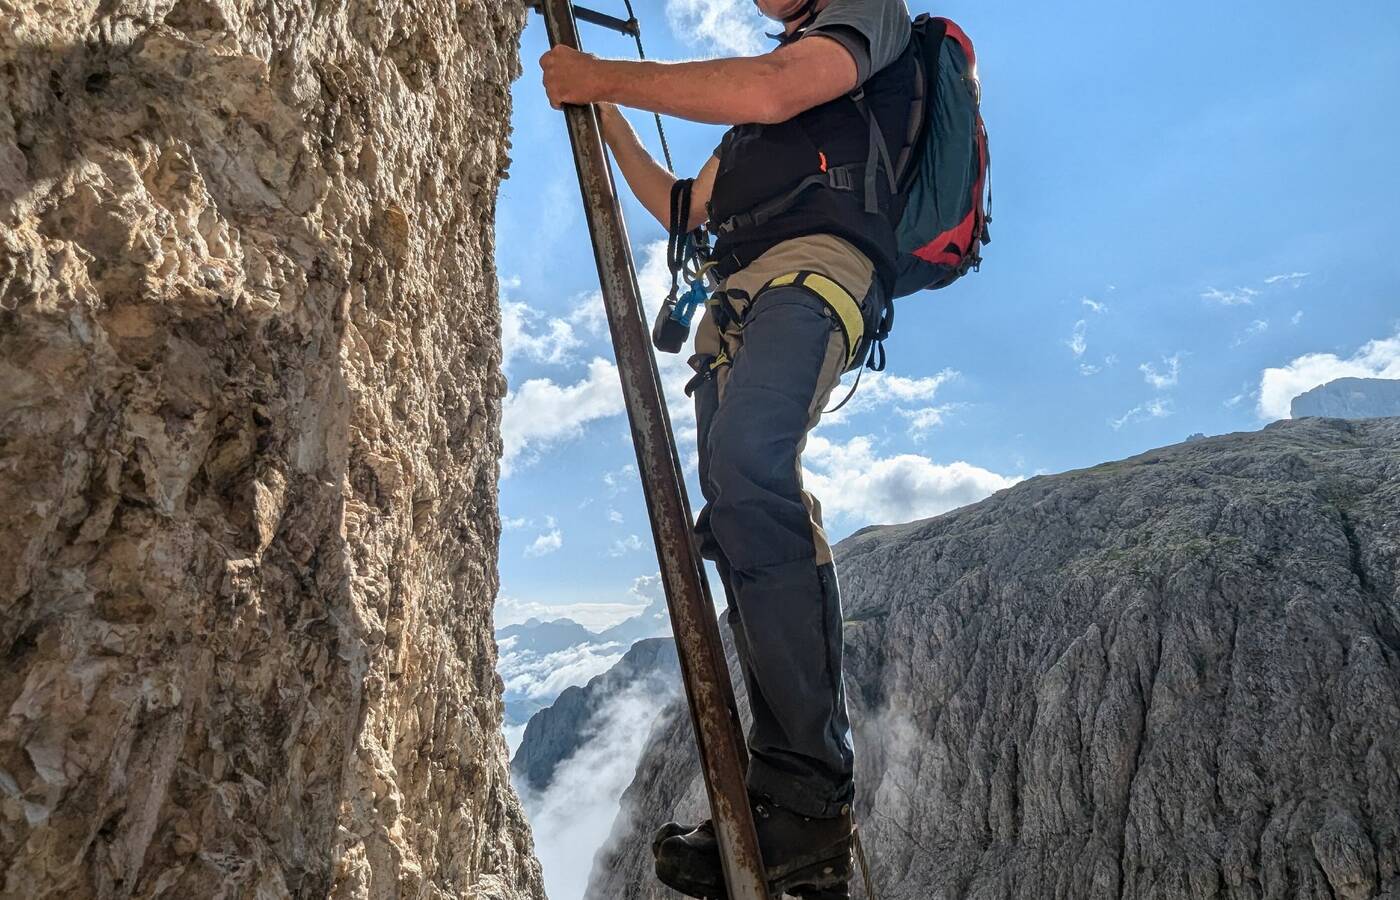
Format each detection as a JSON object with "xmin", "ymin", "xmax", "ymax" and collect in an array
[{"xmin": 618, "ymin": 0, "xmax": 675, "ymax": 172}]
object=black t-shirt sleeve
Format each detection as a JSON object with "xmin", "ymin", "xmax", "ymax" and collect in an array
[{"xmin": 803, "ymin": 0, "xmax": 911, "ymax": 87}]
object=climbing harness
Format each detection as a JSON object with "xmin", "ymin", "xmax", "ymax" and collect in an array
[
  {"xmin": 760, "ymin": 270, "xmax": 891, "ymax": 415},
  {"xmin": 764, "ymin": 271, "xmax": 866, "ymax": 371},
  {"xmin": 653, "ymin": 178, "xmax": 717, "ymax": 353}
]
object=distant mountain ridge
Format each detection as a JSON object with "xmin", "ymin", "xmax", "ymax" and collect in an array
[
  {"xmin": 1292, "ymin": 376, "xmax": 1400, "ymax": 419},
  {"xmin": 497, "ymin": 617, "xmax": 597, "ymax": 656},
  {"xmin": 496, "ymin": 593, "xmax": 672, "ymax": 727}
]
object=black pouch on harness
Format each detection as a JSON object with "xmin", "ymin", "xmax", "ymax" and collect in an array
[{"xmin": 652, "ymin": 179, "xmax": 715, "ymax": 353}]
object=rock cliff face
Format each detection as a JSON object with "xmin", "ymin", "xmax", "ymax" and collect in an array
[
  {"xmin": 1, "ymin": 4, "xmax": 542, "ymax": 899},
  {"xmin": 589, "ymin": 418, "xmax": 1400, "ymax": 900},
  {"xmin": 512, "ymin": 638, "xmax": 680, "ymax": 794},
  {"xmin": 1292, "ymin": 378, "xmax": 1400, "ymax": 420}
]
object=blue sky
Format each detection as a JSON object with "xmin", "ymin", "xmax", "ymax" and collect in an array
[{"xmin": 493, "ymin": 0, "xmax": 1400, "ymax": 629}]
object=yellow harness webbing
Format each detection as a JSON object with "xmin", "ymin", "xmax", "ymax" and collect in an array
[{"xmin": 765, "ymin": 271, "xmax": 865, "ymax": 370}]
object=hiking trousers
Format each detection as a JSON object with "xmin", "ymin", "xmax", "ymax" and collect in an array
[{"xmin": 689, "ymin": 270, "xmax": 878, "ymax": 819}]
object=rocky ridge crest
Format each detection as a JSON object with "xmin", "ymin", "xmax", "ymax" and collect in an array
[
  {"xmin": 1292, "ymin": 378, "xmax": 1400, "ymax": 420},
  {"xmin": 589, "ymin": 418, "xmax": 1400, "ymax": 900}
]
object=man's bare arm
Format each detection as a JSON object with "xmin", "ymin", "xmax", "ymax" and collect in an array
[
  {"xmin": 542, "ymin": 37, "xmax": 858, "ymax": 126},
  {"xmin": 599, "ymin": 104, "xmax": 717, "ymax": 232}
]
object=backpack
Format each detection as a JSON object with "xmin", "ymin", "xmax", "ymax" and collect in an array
[
  {"xmin": 889, "ymin": 15, "xmax": 992, "ymax": 298},
  {"xmin": 659, "ymin": 16, "xmax": 990, "ymax": 361}
]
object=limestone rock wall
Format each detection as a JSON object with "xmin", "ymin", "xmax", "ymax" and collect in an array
[
  {"xmin": 590, "ymin": 418, "xmax": 1400, "ymax": 900},
  {"xmin": 0, "ymin": 3, "xmax": 544, "ymax": 898}
]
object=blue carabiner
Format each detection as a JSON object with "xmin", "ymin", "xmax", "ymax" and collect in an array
[{"xmin": 669, "ymin": 278, "xmax": 707, "ymax": 327}]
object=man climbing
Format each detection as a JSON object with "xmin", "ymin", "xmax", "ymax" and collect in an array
[{"xmin": 540, "ymin": 0, "xmax": 915, "ymax": 894}]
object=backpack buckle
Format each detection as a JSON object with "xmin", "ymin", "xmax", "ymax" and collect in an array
[{"xmin": 827, "ymin": 166, "xmax": 855, "ymax": 191}]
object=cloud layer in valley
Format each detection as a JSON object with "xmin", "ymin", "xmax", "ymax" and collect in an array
[
  {"xmin": 498, "ymin": 640, "xmax": 626, "ymax": 709},
  {"xmin": 514, "ymin": 685, "xmax": 673, "ymax": 900}
]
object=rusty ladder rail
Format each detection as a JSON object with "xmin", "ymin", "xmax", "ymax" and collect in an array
[{"xmin": 532, "ymin": 1, "xmax": 773, "ymax": 898}]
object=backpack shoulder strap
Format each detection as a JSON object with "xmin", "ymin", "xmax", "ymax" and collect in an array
[{"xmin": 849, "ymin": 87, "xmax": 897, "ymax": 214}]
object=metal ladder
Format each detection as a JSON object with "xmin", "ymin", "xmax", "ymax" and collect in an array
[{"xmin": 527, "ymin": 1, "xmax": 773, "ymax": 897}]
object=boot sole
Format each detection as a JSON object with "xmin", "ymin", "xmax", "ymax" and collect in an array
[
  {"xmin": 654, "ymin": 849, "xmax": 852, "ymax": 899},
  {"xmin": 792, "ymin": 887, "xmax": 851, "ymax": 900},
  {"xmin": 771, "ymin": 852, "xmax": 854, "ymax": 896}
]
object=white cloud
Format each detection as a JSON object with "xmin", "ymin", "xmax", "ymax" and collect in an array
[
  {"xmin": 627, "ymin": 573, "xmax": 665, "ymax": 607},
  {"xmin": 498, "ymin": 642, "xmax": 625, "ymax": 704},
  {"xmin": 1291, "ymin": 310, "xmax": 1304, "ymax": 326},
  {"xmin": 603, "ymin": 463, "xmax": 637, "ymax": 494},
  {"xmin": 1082, "ymin": 297, "xmax": 1107, "ymax": 313},
  {"xmin": 502, "ymin": 515, "xmax": 529, "ymax": 530},
  {"xmin": 501, "ymin": 357, "xmax": 626, "ymax": 474},
  {"xmin": 857, "ymin": 370, "xmax": 957, "ymax": 403},
  {"xmin": 503, "ymin": 723, "xmax": 528, "ymax": 756},
  {"xmin": 1079, "ymin": 353, "xmax": 1118, "ymax": 378},
  {"xmin": 819, "ymin": 368, "xmax": 959, "ymax": 427},
  {"xmin": 898, "ymin": 405, "xmax": 954, "ymax": 436},
  {"xmin": 494, "ymin": 594, "xmax": 646, "ymax": 630},
  {"xmin": 1111, "ymin": 397, "xmax": 1172, "ymax": 429},
  {"xmin": 606, "ymin": 507, "xmax": 624, "ymax": 525},
  {"xmin": 498, "ymin": 240, "xmax": 691, "ymax": 476},
  {"xmin": 666, "ymin": 0, "xmax": 767, "ymax": 57},
  {"xmin": 1067, "ymin": 320, "xmax": 1088, "ymax": 357},
  {"xmin": 1232, "ymin": 319, "xmax": 1269, "ymax": 347},
  {"xmin": 1140, "ymin": 353, "xmax": 1182, "ymax": 390},
  {"xmin": 802, "ymin": 435, "xmax": 1019, "ymax": 526},
  {"xmin": 1199, "ymin": 271, "xmax": 1307, "ymax": 312},
  {"xmin": 515, "ymin": 682, "xmax": 679, "ymax": 900},
  {"xmin": 1257, "ymin": 331, "xmax": 1400, "ymax": 420},
  {"xmin": 502, "ymin": 299, "xmax": 582, "ymax": 369},
  {"xmin": 609, "ymin": 534, "xmax": 645, "ymax": 557},
  {"xmin": 567, "ymin": 292, "xmax": 609, "ymax": 338},
  {"xmin": 525, "ymin": 528, "xmax": 563, "ymax": 558},
  {"xmin": 1201, "ymin": 286, "xmax": 1259, "ymax": 306}
]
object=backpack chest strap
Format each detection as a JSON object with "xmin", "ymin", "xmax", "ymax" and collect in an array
[{"xmin": 712, "ymin": 166, "xmax": 859, "ymax": 239}]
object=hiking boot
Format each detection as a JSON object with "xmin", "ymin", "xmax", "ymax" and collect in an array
[
  {"xmin": 792, "ymin": 887, "xmax": 850, "ymax": 900},
  {"xmin": 653, "ymin": 797, "xmax": 852, "ymax": 899},
  {"xmin": 651, "ymin": 819, "xmax": 698, "ymax": 858}
]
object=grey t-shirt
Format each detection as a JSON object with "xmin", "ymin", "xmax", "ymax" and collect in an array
[{"xmin": 801, "ymin": 0, "xmax": 912, "ymax": 86}]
